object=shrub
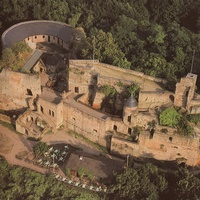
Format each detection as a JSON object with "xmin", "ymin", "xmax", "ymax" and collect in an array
[
  {"xmin": 187, "ymin": 114, "xmax": 200, "ymax": 125},
  {"xmin": 121, "ymin": 83, "xmax": 140, "ymax": 100},
  {"xmin": 1, "ymin": 41, "xmax": 32, "ymax": 71},
  {"xmin": 77, "ymin": 166, "xmax": 93, "ymax": 180},
  {"xmin": 33, "ymin": 142, "xmax": 48, "ymax": 158},
  {"xmin": 99, "ymin": 85, "xmax": 117, "ymax": 97},
  {"xmin": 65, "ymin": 167, "xmax": 71, "ymax": 176},
  {"xmin": 160, "ymin": 144, "xmax": 164, "ymax": 149},
  {"xmin": 161, "ymin": 128, "xmax": 168, "ymax": 133},
  {"xmin": 148, "ymin": 120, "xmax": 157, "ymax": 129},
  {"xmin": 159, "ymin": 107, "xmax": 181, "ymax": 127}
]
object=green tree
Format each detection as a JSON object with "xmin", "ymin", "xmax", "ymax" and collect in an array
[
  {"xmin": 112, "ymin": 163, "xmax": 167, "ymax": 200},
  {"xmin": 33, "ymin": 142, "xmax": 48, "ymax": 158},
  {"xmin": 99, "ymin": 85, "xmax": 117, "ymax": 97},
  {"xmin": 68, "ymin": 13, "xmax": 82, "ymax": 27},
  {"xmin": 159, "ymin": 107, "xmax": 182, "ymax": 127},
  {"xmin": 173, "ymin": 168, "xmax": 200, "ymax": 200},
  {"xmin": 31, "ymin": 0, "xmax": 69, "ymax": 21},
  {"xmin": 0, "ymin": 41, "xmax": 31, "ymax": 71},
  {"xmin": 0, "ymin": 48, "xmax": 16, "ymax": 69},
  {"xmin": 113, "ymin": 167, "xmax": 140, "ymax": 199},
  {"xmin": 0, "ymin": 0, "xmax": 29, "ymax": 22},
  {"xmin": 82, "ymin": 29, "xmax": 131, "ymax": 69},
  {"xmin": 178, "ymin": 115, "xmax": 194, "ymax": 136},
  {"xmin": 0, "ymin": 157, "xmax": 101, "ymax": 200}
]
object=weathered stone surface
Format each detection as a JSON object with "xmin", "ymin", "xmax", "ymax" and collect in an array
[{"xmin": 1, "ymin": 22, "xmax": 200, "ymax": 166}]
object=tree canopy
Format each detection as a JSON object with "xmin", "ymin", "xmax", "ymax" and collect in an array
[
  {"xmin": 159, "ymin": 107, "xmax": 194, "ymax": 136},
  {"xmin": 0, "ymin": 41, "xmax": 31, "ymax": 71},
  {"xmin": 110, "ymin": 163, "xmax": 200, "ymax": 200},
  {"xmin": 111, "ymin": 163, "xmax": 168, "ymax": 200},
  {"xmin": 1, "ymin": 0, "xmax": 200, "ymax": 89},
  {"xmin": 0, "ymin": 156, "xmax": 101, "ymax": 200}
]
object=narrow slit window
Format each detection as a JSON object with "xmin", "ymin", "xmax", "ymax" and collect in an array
[{"xmin": 41, "ymin": 106, "xmax": 44, "ymax": 113}]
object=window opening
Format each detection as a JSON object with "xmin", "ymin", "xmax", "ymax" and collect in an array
[
  {"xmin": 27, "ymin": 89, "xmax": 33, "ymax": 96},
  {"xmin": 93, "ymin": 129, "xmax": 97, "ymax": 134},
  {"xmin": 113, "ymin": 125, "xmax": 117, "ymax": 131},
  {"xmin": 41, "ymin": 106, "xmax": 44, "ymax": 113},
  {"xmin": 149, "ymin": 129, "xmax": 155, "ymax": 139},
  {"xmin": 128, "ymin": 128, "xmax": 132, "ymax": 135},
  {"xmin": 75, "ymin": 87, "xmax": 79, "ymax": 93}
]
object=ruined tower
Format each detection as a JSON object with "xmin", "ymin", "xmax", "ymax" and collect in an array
[{"xmin": 174, "ymin": 73, "xmax": 197, "ymax": 109}]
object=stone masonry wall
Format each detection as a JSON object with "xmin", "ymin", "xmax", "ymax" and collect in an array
[
  {"xmin": 111, "ymin": 131, "xmax": 200, "ymax": 166},
  {"xmin": 68, "ymin": 65, "xmax": 93, "ymax": 94},
  {"xmin": 0, "ymin": 69, "xmax": 41, "ymax": 110},
  {"xmin": 69, "ymin": 60, "xmax": 167, "ymax": 85},
  {"xmin": 63, "ymin": 102, "xmax": 111, "ymax": 146},
  {"xmin": 37, "ymin": 98, "xmax": 63, "ymax": 129},
  {"xmin": 138, "ymin": 90, "xmax": 173, "ymax": 111}
]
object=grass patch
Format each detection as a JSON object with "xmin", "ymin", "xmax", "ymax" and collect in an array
[
  {"xmin": 77, "ymin": 166, "xmax": 94, "ymax": 180},
  {"xmin": 45, "ymin": 129, "xmax": 53, "ymax": 135},
  {"xmin": 115, "ymin": 131, "xmax": 132, "ymax": 141},
  {"xmin": 67, "ymin": 130, "xmax": 108, "ymax": 154},
  {"xmin": 0, "ymin": 120, "xmax": 19, "ymax": 134}
]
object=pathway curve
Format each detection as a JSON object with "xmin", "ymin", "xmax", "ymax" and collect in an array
[
  {"xmin": 0, "ymin": 125, "xmax": 46, "ymax": 173},
  {"xmin": 0, "ymin": 125, "xmax": 101, "ymax": 174}
]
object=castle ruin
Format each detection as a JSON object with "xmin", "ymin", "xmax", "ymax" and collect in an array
[{"xmin": 1, "ymin": 20, "xmax": 200, "ymax": 166}]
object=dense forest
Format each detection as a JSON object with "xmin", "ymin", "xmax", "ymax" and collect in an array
[
  {"xmin": 0, "ymin": 1, "xmax": 200, "ymax": 199},
  {"xmin": 0, "ymin": 156, "xmax": 101, "ymax": 200},
  {"xmin": 1, "ymin": 156, "xmax": 200, "ymax": 200},
  {"xmin": 1, "ymin": 0, "xmax": 200, "ymax": 90}
]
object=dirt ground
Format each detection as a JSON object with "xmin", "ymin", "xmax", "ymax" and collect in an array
[{"xmin": 0, "ymin": 124, "xmax": 119, "ymax": 176}]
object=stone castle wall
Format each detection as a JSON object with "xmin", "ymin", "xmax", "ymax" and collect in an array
[
  {"xmin": 1, "ymin": 21, "xmax": 200, "ymax": 166},
  {"xmin": 0, "ymin": 69, "xmax": 41, "ymax": 110},
  {"xmin": 69, "ymin": 60, "xmax": 167, "ymax": 86},
  {"xmin": 111, "ymin": 131, "xmax": 200, "ymax": 166},
  {"xmin": 63, "ymin": 101, "xmax": 111, "ymax": 146},
  {"xmin": 68, "ymin": 65, "xmax": 93, "ymax": 94},
  {"xmin": 24, "ymin": 35, "xmax": 69, "ymax": 50},
  {"xmin": 138, "ymin": 90, "xmax": 173, "ymax": 111},
  {"xmin": 37, "ymin": 97, "xmax": 63, "ymax": 129},
  {"xmin": 0, "ymin": 113, "xmax": 12, "ymax": 124}
]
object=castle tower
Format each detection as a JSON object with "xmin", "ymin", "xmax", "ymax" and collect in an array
[
  {"xmin": 123, "ymin": 93, "xmax": 138, "ymax": 125},
  {"xmin": 174, "ymin": 73, "xmax": 197, "ymax": 109}
]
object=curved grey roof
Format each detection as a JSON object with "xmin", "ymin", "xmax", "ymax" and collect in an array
[
  {"xmin": 124, "ymin": 93, "xmax": 138, "ymax": 108},
  {"xmin": 2, "ymin": 20, "xmax": 73, "ymax": 48}
]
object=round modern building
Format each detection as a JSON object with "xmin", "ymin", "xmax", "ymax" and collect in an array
[{"xmin": 1, "ymin": 20, "xmax": 73, "ymax": 49}]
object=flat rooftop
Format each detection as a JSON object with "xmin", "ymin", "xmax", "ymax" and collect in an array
[
  {"xmin": 2, "ymin": 20, "xmax": 72, "ymax": 48},
  {"xmin": 21, "ymin": 49, "xmax": 43, "ymax": 72},
  {"xmin": 64, "ymin": 96, "xmax": 109, "ymax": 121},
  {"xmin": 40, "ymin": 88, "xmax": 62, "ymax": 104},
  {"xmin": 66, "ymin": 151, "xmax": 124, "ymax": 179}
]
